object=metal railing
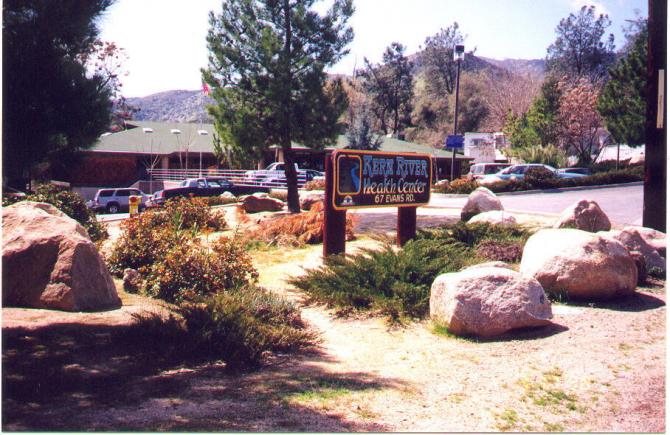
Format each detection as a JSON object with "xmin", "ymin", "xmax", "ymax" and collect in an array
[{"xmin": 147, "ymin": 168, "xmax": 309, "ymax": 189}]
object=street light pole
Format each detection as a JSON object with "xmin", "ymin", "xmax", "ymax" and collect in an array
[{"xmin": 451, "ymin": 44, "xmax": 464, "ymax": 181}]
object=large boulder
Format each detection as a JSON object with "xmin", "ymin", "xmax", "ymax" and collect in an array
[
  {"xmin": 553, "ymin": 199, "xmax": 611, "ymax": 232},
  {"xmin": 600, "ymin": 228, "xmax": 666, "ymax": 274},
  {"xmin": 468, "ymin": 210, "xmax": 518, "ymax": 226},
  {"xmin": 2, "ymin": 201, "xmax": 121, "ymax": 311},
  {"xmin": 430, "ymin": 266, "xmax": 552, "ymax": 338},
  {"xmin": 520, "ymin": 229, "xmax": 637, "ymax": 300},
  {"xmin": 460, "ymin": 187, "xmax": 503, "ymax": 221},
  {"xmin": 299, "ymin": 192, "xmax": 324, "ymax": 211},
  {"xmin": 239, "ymin": 193, "xmax": 285, "ymax": 213},
  {"xmin": 624, "ymin": 226, "xmax": 666, "ymax": 258}
]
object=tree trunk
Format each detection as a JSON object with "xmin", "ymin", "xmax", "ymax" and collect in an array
[{"xmin": 282, "ymin": 0, "xmax": 300, "ymax": 213}]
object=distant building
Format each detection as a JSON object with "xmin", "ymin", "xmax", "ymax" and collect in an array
[
  {"xmin": 63, "ymin": 121, "xmax": 473, "ymax": 192},
  {"xmin": 463, "ymin": 132, "xmax": 508, "ymax": 164}
]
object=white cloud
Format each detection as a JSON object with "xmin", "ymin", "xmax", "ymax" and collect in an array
[{"xmin": 570, "ymin": 0, "xmax": 610, "ymax": 16}]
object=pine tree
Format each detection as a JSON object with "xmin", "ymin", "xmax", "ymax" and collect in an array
[
  {"xmin": 202, "ymin": 0, "xmax": 354, "ymax": 213},
  {"xmin": 3, "ymin": 0, "xmax": 115, "ymax": 188},
  {"xmin": 598, "ymin": 21, "xmax": 647, "ymax": 146},
  {"xmin": 359, "ymin": 42, "xmax": 414, "ymax": 136},
  {"xmin": 546, "ymin": 5, "xmax": 616, "ymax": 81}
]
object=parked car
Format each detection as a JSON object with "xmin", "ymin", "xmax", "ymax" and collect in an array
[
  {"xmin": 148, "ymin": 177, "xmax": 269, "ymax": 207},
  {"xmin": 467, "ymin": 163, "xmax": 511, "ymax": 180},
  {"xmin": 479, "ymin": 164, "xmax": 587, "ymax": 185},
  {"xmin": 244, "ymin": 162, "xmax": 318, "ymax": 186},
  {"xmin": 89, "ymin": 188, "xmax": 150, "ymax": 213},
  {"xmin": 557, "ymin": 167, "xmax": 593, "ymax": 176}
]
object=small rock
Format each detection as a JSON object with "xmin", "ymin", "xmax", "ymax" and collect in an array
[
  {"xmin": 468, "ymin": 210, "xmax": 517, "ymax": 226},
  {"xmin": 123, "ymin": 268, "xmax": 142, "ymax": 293},
  {"xmin": 430, "ymin": 266, "xmax": 552, "ymax": 338},
  {"xmin": 299, "ymin": 192, "xmax": 324, "ymax": 211},
  {"xmin": 460, "ymin": 187, "xmax": 503, "ymax": 221},
  {"xmin": 554, "ymin": 199, "xmax": 611, "ymax": 232},
  {"xmin": 240, "ymin": 193, "xmax": 285, "ymax": 213},
  {"xmin": 220, "ymin": 191, "xmax": 236, "ymax": 200},
  {"xmin": 629, "ymin": 251, "xmax": 647, "ymax": 285},
  {"xmin": 600, "ymin": 228, "xmax": 665, "ymax": 275},
  {"xmin": 624, "ymin": 226, "xmax": 666, "ymax": 258}
]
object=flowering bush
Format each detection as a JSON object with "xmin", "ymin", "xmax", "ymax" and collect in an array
[{"xmin": 144, "ymin": 237, "xmax": 258, "ymax": 304}]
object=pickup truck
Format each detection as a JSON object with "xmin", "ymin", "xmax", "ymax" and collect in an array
[
  {"xmin": 244, "ymin": 163, "xmax": 322, "ymax": 187},
  {"xmin": 148, "ymin": 177, "xmax": 268, "ymax": 207}
]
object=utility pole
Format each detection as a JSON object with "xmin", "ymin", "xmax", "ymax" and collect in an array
[
  {"xmin": 643, "ymin": 0, "xmax": 666, "ymax": 231},
  {"xmin": 451, "ymin": 44, "xmax": 464, "ymax": 181}
]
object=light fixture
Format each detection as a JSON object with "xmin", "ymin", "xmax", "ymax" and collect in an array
[
  {"xmin": 143, "ymin": 127, "xmax": 154, "ymax": 133},
  {"xmin": 197, "ymin": 130, "xmax": 208, "ymax": 136},
  {"xmin": 170, "ymin": 129, "xmax": 181, "ymax": 134},
  {"xmin": 454, "ymin": 44, "xmax": 465, "ymax": 62}
]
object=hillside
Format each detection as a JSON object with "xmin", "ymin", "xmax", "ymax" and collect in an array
[
  {"xmin": 127, "ymin": 55, "xmax": 544, "ymax": 124},
  {"xmin": 127, "ymin": 90, "xmax": 213, "ymax": 123},
  {"xmin": 478, "ymin": 57, "xmax": 546, "ymax": 79}
]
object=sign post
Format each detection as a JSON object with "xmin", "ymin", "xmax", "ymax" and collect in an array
[
  {"xmin": 445, "ymin": 135, "xmax": 464, "ymax": 181},
  {"xmin": 323, "ymin": 153, "xmax": 347, "ymax": 257},
  {"xmin": 323, "ymin": 149, "xmax": 432, "ymax": 256}
]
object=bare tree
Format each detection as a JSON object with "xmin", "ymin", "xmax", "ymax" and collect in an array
[{"xmin": 478, "ymin": 70, "xmax": 541, "ymax": 131}]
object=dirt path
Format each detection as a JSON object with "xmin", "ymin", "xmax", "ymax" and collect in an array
[{"xmin": 2, "ymin": 211, "xmax": 665, "ymax": 431}]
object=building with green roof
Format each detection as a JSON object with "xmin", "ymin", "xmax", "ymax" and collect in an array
[{"xmin": 69, "ymin": 121, "xmax": 471, "ymax": 187}]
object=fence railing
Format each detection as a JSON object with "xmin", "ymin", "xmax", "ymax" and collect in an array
[{"xmin": 147, "ymin": 168, "xmax": 309, "ymax": 189}]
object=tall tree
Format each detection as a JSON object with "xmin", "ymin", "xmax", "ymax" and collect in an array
[
  {"xmin": 345, "ymin": 103, "xmax": 382, "ymax": 150},
  {"xmin": 3, "ymin": 0, "xmax": 116, "ymax": 188},
  {"xmin": 598, "ymin": 20, "xmax": 648, "ymax": 145},
  {"xmin": 359, "ymin": 42, "xmax": 414, "ymax": 135},
  {"xmin": 420, "ymin": 23, "xmax": 465, "ymax": 97},
  {"xmin": 203, "ymin": 0, "xmax": 353, "ymax": 213},
  {"xmin": 546, "ymin": 5, "xmax": 616, "ymax": 81}
]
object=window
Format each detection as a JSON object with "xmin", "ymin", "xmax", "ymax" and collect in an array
[
  {"xmin": 116, "ymin": 190, "xmax": 130, "ymax": 197},
  {"xmin": 98, "ymin": 190, "xmax": 113, "ymax": 197},
  {"xmin": 130, "ymin": 190, "xmax": 141, "ymax": 196},
  {"xmin": 197, "ymin": 180, "xmax": 207, "ymax": 188}
]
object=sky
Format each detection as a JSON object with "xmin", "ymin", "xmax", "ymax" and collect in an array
[{"xmin": 98, "ymin": 0, "xmax": 648, "ymax": 98}]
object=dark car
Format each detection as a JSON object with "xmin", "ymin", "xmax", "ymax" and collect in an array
[{"xmin": 148, "ymin": 177, "xmax": 269, "ymax": 207}]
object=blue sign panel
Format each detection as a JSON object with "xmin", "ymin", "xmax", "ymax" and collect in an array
[{"xmin": 445, "ymin": 135, "xmax": 464, "ymax": 149}]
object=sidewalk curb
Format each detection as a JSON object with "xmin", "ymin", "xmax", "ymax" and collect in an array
[{"xmin": 432, "ymin": 181, "xmax": 643, "ymax": 198}]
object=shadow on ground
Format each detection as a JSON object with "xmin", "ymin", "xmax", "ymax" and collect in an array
[
  {"xmin": 560, "ymin": 290, "xmax": 666, "ymax": 313},
  {"xmin": 2, "ymin": 321, "xmax": 400, "ymax": 431}
]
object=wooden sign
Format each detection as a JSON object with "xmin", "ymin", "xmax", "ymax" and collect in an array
[{"xmin": 332, "ymin": 150, "xmax": 432, "ymax": 210}]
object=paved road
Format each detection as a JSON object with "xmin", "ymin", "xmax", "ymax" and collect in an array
[
  {"xmin": 429, "ymin": 183, "xmax": 643, "ymax": 226},
  {"xmin": 96, "ymin": 183, "xmax": 644, "ymax": 226}
]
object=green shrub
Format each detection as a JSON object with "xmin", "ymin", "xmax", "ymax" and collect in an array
[
  {"xmin": 163, "ymin": 196, "xmax": 226, "ymax": 231},
  {"xmin": 107, "ymin": 213, "xmax": 191, "ymax": 276},
  {"xmin": 176, "ymin": 287, "xmax": 316, "ymax": 368},
  {"xmin": 5, "ymin": 184, "xmax": 108, "ymax": 242},
  {"xmin": 130, "ymin": 286, "xmax": 316, "ymax": 369},
  {"xmin": 433, "ymin": 177, "xmax": 479, "ymax": 194},
  {"xmin": 523, "ymin": 166, "xmax": 558, "ymax": 189},
  {"xmin": 423, "ymin": 221, "xmax": 532, "ymax": 248},
  {"xmin": 290, "ymin": 222, "xmax": 533, "ymax": 322},
  {"xmin": 290, "ymin": 238, "xmax": 472, "ymax": 322},
  {"xmin": 144, "ymin": 237, "xmax": 258, "ymax": 304},
  {"xmin": 510, "ymin": 144, "xmax": 568, "ymax": 168}
]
